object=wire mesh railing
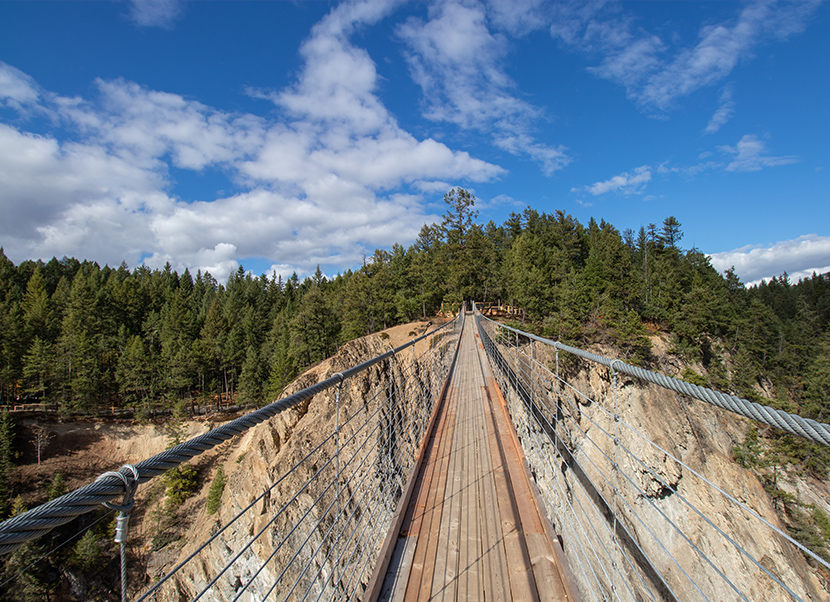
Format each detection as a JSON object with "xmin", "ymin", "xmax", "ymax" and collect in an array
[
  {"xmin": 0, "ymin": 313, "xmax": 462, "ymax": 601},
  {"xmin": 139, "ymin": 315, "xmax": 462, "ymax": 601},
  {"xmin": 474, "ymin": 307, "xmax": 830, "ymax": 602}
]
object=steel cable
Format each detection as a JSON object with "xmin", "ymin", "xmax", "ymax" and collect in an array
[
  {"xmin": 477, "ymin": 313, "xmax": 830, "ymax": 447},
  {"xmin": 0, "ymin": 317, "xmax": 459, "ymax": 557},
  {"xmin": 475, "ymin": 309, "xmax": 820, "ymax": 601}
]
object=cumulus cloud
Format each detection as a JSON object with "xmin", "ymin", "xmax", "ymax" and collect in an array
[
  {"xmin": 718, "ymin": 134, "xmax": 797, "ymax": 172},
  {"xmin": 0, "ymin": 2, "xmax": 504, "ymax": 283},
  {"xmin": 576, "ymin": 165, "xmax": 652, "ymax": 196},
  {"xmin": 0, "ymin": 123, "xmax": 165, "ymax": 262},
  {"xmin": 494, "ymin": 134, "xmax": 569, "ymax": 177},
  {"xmin": 709, "ymin": 235, "xmax": 830, "ymax": 285},
  {"xmin": 485, "ymin": 0, "xmax": 549, "ymax": 37},
  {"xmin": 398, "ymin": 1, "xmax": 569, "ymax": 175},
  {"xmin": 0, "ymin": 62, "xmax": 41, "ymax": 110}
]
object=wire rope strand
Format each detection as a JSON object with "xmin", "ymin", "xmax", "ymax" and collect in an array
[
  {"xmin": 478, "ymin": 313, "xmax": 830, "ymax": 447},
  {"xmin": 0, "ymin": 317, "xmax": 460, "ymax": 559}
]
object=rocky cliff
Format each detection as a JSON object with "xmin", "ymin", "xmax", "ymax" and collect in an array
[
  {"xmin": 139, "ymin": 321, "xmax": 440, "ymax": 600},
  {"xmin": 504, "ymin": 333, "xmax": 829, "ymax": 601},
  {"xmin": 137, "ymin": 322, "xmax": 829, "ymax": 601}
]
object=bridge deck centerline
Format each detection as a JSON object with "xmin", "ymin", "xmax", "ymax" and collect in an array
[{"xmin": 374, "ymin": 315, "xmax": 574, "ymax": 601}]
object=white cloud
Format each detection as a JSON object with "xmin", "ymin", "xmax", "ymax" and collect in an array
[
  {"xmin": 576, "ymin": 165, "xmax": 652, "ymax": 196},
  {"xmin": 398, "ymin": 1, "xmax": 569, "ymax": 175},
  {"xmin": 0, "ymin": 123, "xmax": 165, "ymax": 262},
  {"xmin": 494, "ymin": 134, "xmax": 569, "ymax": 177},
  {"xmin": 127, "ymin": 0, "xmax": 185, "ymax": 30},
  {"xmin": 412, "ymin": 180, "xmax": 453, "ymax": 194},
  {"xmin": 0, "ymin": 62, "xmax": 41, "ymax": 110},
  {"xmin": 475, "ymin": 193, "xmax": 524, "ymax": 211},
  {"xmin": 709, "ymin": 235, "xmax": 830, "ymax": 285},
  {"xmin": 0, "ymin": 2, "xmax": 504, "ymax": 283},
  {"xmin": 548, "ymin": 0, "xmax": 611, "ymax": 47},
  {"xmin": 77, "ymin": 79, "xmax": 267, "ymax": 174},
  {"xmin": 705, "ymin": 85, "xmax": 735, "ymax": 134},
  {"xmin": 485, "ymin": 0, "xmax": 549, "ymax": 36},
  {"xmin": 552, "ymin": 0, "xmax": 822, "ymax": 112},
  {"xmin": 247, "ymin": 1, "xmax": 504, "ymax": 195},
  {"xmin": 718, "ymin": 134, "xmax": 797, "ymax": 172}
]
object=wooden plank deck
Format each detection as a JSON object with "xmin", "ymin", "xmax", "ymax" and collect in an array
[{"xmin": 374, "ymin": 315, "xmax": 576, "ymax": 601}]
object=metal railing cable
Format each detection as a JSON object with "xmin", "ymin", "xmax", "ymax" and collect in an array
[
  {"xmin": 481, "ymin": 320, "xmax": 675, "ymax": 601},
  {"xmin": 516, "ymin": 346, "xmax": 724, "ymax": 601},
  {"xmin": 479, "ymin": 319, "xmax": 681, "ymax": 600},
  {"xmin": 0, "ymin": 507, "xmax": 116, "ymax": 591},
  {"xmin": 556, "ymin": 353, "xmax": 826, "ymax": 598},
  {"xmin": 140, "ymin": 359, "xmax": 418, "ymax": 601},
  {"xmin": 309, "ymin": 361, "xmax": 431, "ymax": 602},
  {"xmin": 0, "ymin": 314, "xmax": 460, "ymax": 601},
  {"xmin": 481, "ymin": 315, "xmax": 830, "ymax": 447},
  {"xmin": 513, "ymin": 324, "xmax": 828, "ymax": 600},
  {"xmin": 222, "ymin": 370, "xmax": 407, "ymax": 601},
  {"xmin": 484, "ymin": 313, "xmax": 830, "ymax": 576},
  {"xmin": 136, "ymin": 313, "xmax": 461, "ymax": 601},
  {"xmin": 474, "ymin": 307, "xmax": 827, "ymax": 601}
]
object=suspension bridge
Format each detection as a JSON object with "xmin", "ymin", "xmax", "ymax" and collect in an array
[{"xmin": 1, "ymin": 306, "xmax": 829, "ymax": 601}]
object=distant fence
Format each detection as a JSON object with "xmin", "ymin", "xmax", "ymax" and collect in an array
[{"xmin": 475, "ymin": 301, "xmax": 525, "ymax": 320}]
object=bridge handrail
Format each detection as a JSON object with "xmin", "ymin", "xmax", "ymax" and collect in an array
[
  {"xmin": 473, "ymin": 305, "xmax": 830, "ymax": 600},
  {"xmin": 0, "ymin": 314, "xmax": 461, "ymax": 557},
  {"xmin": 474, "ymin": 309, "xmax": 830, "ymax": 448}
]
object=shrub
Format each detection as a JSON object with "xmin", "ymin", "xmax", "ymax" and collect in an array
[
  {"xmin": 48, "ymin": 472, "xmax": 66, "ymax": 500},
  {"xmin": 164, "ymin": 464, "xmax": 198, "ymax": 510},
  {"xmin": 71, "ymin": 529, "xmax": 102, "ymax": 571},
  {"xmin": 206, "ymin": 466, "xmax": 226, "ymax": 515}
]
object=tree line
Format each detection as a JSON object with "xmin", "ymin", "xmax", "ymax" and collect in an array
[
  {"xmin": 0, "ymin": 189, "xmax": 830, "ymax": 420},
  {"xmin": 1, "ymin": 188, "xmax": 828, "ymax": 439},
  {"xmin": 1, "ymin": 187, "xmax": 830, "ymax": 575}
]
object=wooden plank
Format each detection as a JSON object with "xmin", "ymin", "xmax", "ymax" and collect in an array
[
  {"xmin": 484, "ymin": 365, "xmax": 578, "ymax": 601},
  {"xmin": 457, "ymin": 362, "xmax": 483, "ymax": 602},
  {"xmin": 482, "ymin": 384, "xmax": 539, "ymax": 602},
  {"xmin": 380, "ymin": 537, "xmax": 418, "ymax": 602},
  {"xmin": 385, "ymin": 316, "xmax": 576, "ymax": 602},
  {"xmin": 526, "ymin": 533, "xmax": 569, "ymax": 600},
  {"xmin": 403, "ymin": 382, "xmax": 459, "ymax": 602},
  {"xmin": 369, "ymin": 370, "xmax": 457, "ymax": 602},
  {"xmin": 431, "ymin": 378, "xmax": 463, "ymax": 601},
  {"xmin": 478, "ymin": 388, "xmax": 508, "ymax": 601}
]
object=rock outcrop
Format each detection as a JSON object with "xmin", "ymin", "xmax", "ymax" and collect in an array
[
  {"xmin": 141, "ymin": 321, "xmax": 443, "ymax": 600},
  {"xmin": 138, "ymin": 322, "xmax": 828, "ymax": 601},
  {"xmin": 503, "ymin": 334, "xmax": 828, "ymax": 601}
]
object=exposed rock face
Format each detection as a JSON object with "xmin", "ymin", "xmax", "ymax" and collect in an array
[
  {"xmin": 141, "ymin": 322, "xmax": 448, "ymax": 601},
  {"xmin": 138, "ymin": 321, "xmax": 827, "ymax": 601},
  {"xmin": 499, "ymin": 335, "xmax": 828, "ymax": 601}
]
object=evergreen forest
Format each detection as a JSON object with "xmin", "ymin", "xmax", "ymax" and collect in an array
[
  {"xmin": 2, "ymin": 188, "xmax": 830, "ymax": 595},
  {"xmin": 1, "ymin": 188, "xmax": 829, "ymax": 473}
]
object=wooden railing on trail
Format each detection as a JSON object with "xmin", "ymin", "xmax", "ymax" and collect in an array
[{"xmin": 476, "ymin": 302, "xmax": 525, "ymax": 320}]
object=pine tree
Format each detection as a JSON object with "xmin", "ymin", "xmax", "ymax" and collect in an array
[
  {"xmin": 441, "ymin": 188, "xmax": 479, "ymax": 303},
  {"xmin": 660, "ymin": 216, "xmax": 683, "ymax": 249},
  {"xmin": 0, "ymin": 411, "xmax": 16, "ymax": 517},
  {"xmin": 22, "ymin": 337, "xmax": 53, "ymax": 402},
  {"xmin": 206, "ymin": 465, "xmax": 226, "ymax": 515}
]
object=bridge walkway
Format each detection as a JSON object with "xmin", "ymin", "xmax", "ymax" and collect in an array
[{"xmin": 375, "ymin": 315, "xmax": 575, "ymax": 601}]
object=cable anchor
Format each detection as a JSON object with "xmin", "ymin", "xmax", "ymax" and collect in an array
[{"xmin": 99, "ymin": 464, "xmax": 140, "ymax": 543}]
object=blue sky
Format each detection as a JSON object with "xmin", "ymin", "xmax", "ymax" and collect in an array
[{"xmin": 1, "ymin": 0, "xmax": 828, "ymax": 285}]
